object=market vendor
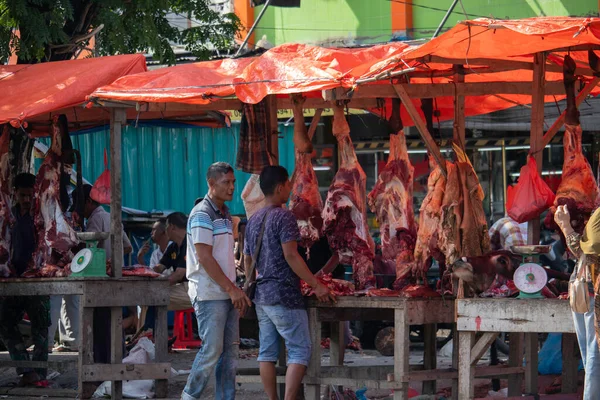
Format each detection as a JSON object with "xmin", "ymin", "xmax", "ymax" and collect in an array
[{"xmin": 0, "ymin": 173, "xmax": 49, "ymax": 386}]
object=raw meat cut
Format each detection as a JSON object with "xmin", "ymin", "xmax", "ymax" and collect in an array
[
  {"xmin": 546, "ymin": 54, "xmax": 599, "ymax": 234},
  {"xmin": 368, "ymin": 131, "xmax": 416, "ymax": 278},
  {"xmin": 447, "ymin": 250, "xmax": 520, "ymax": 296},
  {"xmin": 301, "ymin": 273, "xmax": 355, "ymax": 296},
  {"xmin": 365, "ymin": 288, "xmax": 401, "ymax": 297},
  {"xmin": 322, "ymin": 104, "xmax": 375, "ymax": 290},
  {"xmin": 0, "ymin": 125, "xmax": 14, "ymax": 277},
  {"xmin": 399, "ymin": 284, "xmax": 441, "ymax": 298},
  {"xmin": 289, "ymin": 96, "xmax": 323, "ymax": 252},
  {"xmin": 123, "ymin": 266, "xmax": 161, "ymax": 278},
  {"xmin": 454, "ymin": 144, "xmax": 490, "ymax": 258},
  {"xmin": 406, "ymin": 157, "xmax": 447, "ymax": 287},
  {"xmin": 21, "ymin": 263, "xmax": 71, "ymax": 278},
  {"xmin": 29, "ymin": 115, "xmax": 79, "ymax": 274}
]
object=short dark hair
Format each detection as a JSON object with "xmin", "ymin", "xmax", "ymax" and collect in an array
[
  {"xmin": 259, "ymin": 166, "xmax": 289, "ymax": 196},
  {"xmin": 14, "ymin": 173, "xmax": 35, "ymax": 190},
  {"xmin": 154, "ymin": 218, "xmax": 167, "ymax": 233},
  {"xmin": 70, "ymin": 184, "xmax": 97, "ymax": 212},
  {"xmin": 195, "ymin": 197, "xmax": 204, "ymax": 206},
  {"xmin": 166, "ymin": 212, "xmax": 187, "ymax": 230},
  {"xmin": 207, "ymin": 162, "xmax": 234, "ymax": 181}
]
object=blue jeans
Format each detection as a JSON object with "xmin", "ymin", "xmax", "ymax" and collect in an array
[
  {"xmin": 572, "ymin": 297, "xmax": 600, "ymax": 399},
  {"xmin": 256, "ymin": 304, "xmax": 311, "ymax": 366},
  {"xmin": 182, "ymin": 300, "xmax": 239, "ymax": 400}
]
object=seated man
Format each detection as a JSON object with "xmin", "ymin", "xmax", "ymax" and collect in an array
[
  {"xmin": 137, "ymin": 218, "xmax": 170, "ymax": 268},
  {"xmin": 0, "ymin": 173, "xmax": 49, "ymax": 386}
]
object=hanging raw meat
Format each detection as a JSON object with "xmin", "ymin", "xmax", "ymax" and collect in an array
[
  {"xmin": 546, "ymin": 54, "xmax": 600, "ymax": 234},
  {"xmin": 0, "ymin": 125, "xmax": 14, "ymax": 277},
  {"xmin": 322, "ymin": 104, "xmax": 375, "ymax": 290},
  {"xmin": 368, "ymin": 98, "xmax": 416, "ymax": 275},
  {"xmin": 29, "ymin": 115, "xmax": 79, "ymax": 274},
  {"xmin": 406, "ymin": 157, "xmax": 447, "ymax": 287},
  {"xmin": 289, "ymin": 95, "xmax": 323, "ymax": 253},
  {"xmin": 454, "ymin": 144, "xmax": 490, "ymax": 258}
]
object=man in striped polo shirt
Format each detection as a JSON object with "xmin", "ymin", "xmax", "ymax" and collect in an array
[{"xmin": 182, "ymin": 162, "xmax": 251, "ymax": 400}]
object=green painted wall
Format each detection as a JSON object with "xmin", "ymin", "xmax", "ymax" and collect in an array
[
  {"xmin": 412, "ymin": 0, "xmax": 598, "ymax": 39},
  {"xmin": 253, "ymin": 0, "xmax": 392, "ymax": 46}
]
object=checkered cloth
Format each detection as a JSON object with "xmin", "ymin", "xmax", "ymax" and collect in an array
[
  {"xmin": 236, "ymin": 99, "xmax": 274, "ymax": 174},
  {"xmin": 488, "ymin": 217, "xmax": 527, "ymax": 251}
]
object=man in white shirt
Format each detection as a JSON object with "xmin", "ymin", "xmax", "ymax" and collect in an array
[
  {"xmin": 137, "ymin": 219, "xmax": 170, "ymax": 268},
  {"xmin": 182, "ymin": 162, "xmax": 251, "ymax": 400}
]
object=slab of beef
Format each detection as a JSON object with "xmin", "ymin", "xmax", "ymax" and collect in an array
[
  {"xmin": 0, "ymin": 125, "xmax": 14, "ymax": 277},
  {"xmin": 368, "ymin": 131, "xmax": 416, "ymax": 280},
  {"xmin": 322, "ymin": 105, "xmax": 375, "ymax": 289},
  {"xmin": 289, "ymin": 96, "xmax": 322, "ymax": 253},
  {"xmin": 301, "ymin": 273, "xmax": 355, "ymax": 296},
  {"xmin": 454, "ymin": 144, "xmax": 490, "ymax": 258},
  {"xmin": 405, "ymin": 157, "xmax": 446, "ymax": 288},
  {"xmin": 29, "ymin": 115, "xmax": 79, "ymax": 274},
  {"xmin": 21, "ymin": 263, "xmax": 71, "ymax": 278}
]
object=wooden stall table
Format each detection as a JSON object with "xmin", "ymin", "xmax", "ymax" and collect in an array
[
  {"xmin": 303, "ymin": 296, "xmax": 456, "ymax": 400},
  {"xmin": 0, "ymin": 276, "xmax": 170, "ymax": 399},
  {"xmin": 456, "ymin": 298, "xmax": 577, "ymax": 399}
]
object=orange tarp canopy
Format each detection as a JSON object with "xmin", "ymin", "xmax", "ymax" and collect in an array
[
  {"xmin": 91, "ymin": 17, "xmax": 600, "ymax": 125},
  {"xmin": 0, "ymin": 54, "xmax": 147, "ymax": 128}
]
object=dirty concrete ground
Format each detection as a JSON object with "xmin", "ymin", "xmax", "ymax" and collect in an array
[{"xmin": 0, "ymin": 343, "xmax": 583, "ymax": 399}]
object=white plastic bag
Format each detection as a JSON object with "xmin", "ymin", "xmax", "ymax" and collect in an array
[{"xmin": 241, "ymin": 174, "xmax": 266, "ymax": 219}]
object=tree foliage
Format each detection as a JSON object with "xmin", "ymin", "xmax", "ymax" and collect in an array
[{"xmin": 0, "ymin": 0, "xmax": 242, "ymax": 64}]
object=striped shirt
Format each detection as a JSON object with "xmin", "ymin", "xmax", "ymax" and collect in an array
[
  {"xmin": 488, "ymin": 217, "xmax": 528, "ymax": 251},
  {"xmin": 186, "ymin": 197, "xmax": 235, "ymax": 302}
]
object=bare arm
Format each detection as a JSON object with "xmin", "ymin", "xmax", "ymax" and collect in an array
[
  {"xmin": 316, "ymin": 253, "xmax": 340, "ymax": 276},
  {"xmin": 153, "ymin": 264, "xmax": 166, "ymax": 273},
  {"xmin": 195, "ymin": 243, "xmax": 251, "ymax": 312},
  {"xmin": 169, "ymin": 268, "xmax": 186, "ymax": 286},
  {"xmin": 283, "ymin": 241, "xmax": 336, "ymax": 302}
]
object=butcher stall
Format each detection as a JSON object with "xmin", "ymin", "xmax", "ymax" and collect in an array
[
  {"xmin": 0, "ymin": 55, "xmax": 225, "ymax": 399},
  {"xmin": 88, "ymin": 17, "xmax": 600, "ymax": 399}
]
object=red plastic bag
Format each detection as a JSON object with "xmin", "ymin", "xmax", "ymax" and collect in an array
[
  {"xmin": 506, "ymin": 155, "xmax": 555, "ymax": 223},
  {"xmin": 90, "ymin": 150, "xmax": 111, "ymax": 204}
]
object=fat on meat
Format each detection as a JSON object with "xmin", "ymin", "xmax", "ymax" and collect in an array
[
  {"xmin": 30, "ymin": 115, "xmax": 79, "ymax": 274},
  {"xmin": 322, "ymin": 104, "xmax": 375, "ymax": 290},
  {"xmin": 289, "ymin": 96, "xmax": 322, "ymax": 252},
  {"xmin": 0, "ymin": 125, "xmax": 14, "ymax": 277},
  {"xmin": 368, "ymin": 131, "xmax": 416, "ymax": 270}
]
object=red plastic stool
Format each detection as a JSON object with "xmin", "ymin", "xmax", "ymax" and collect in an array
[{"xmin": 172, "ymin": 308, "xmax": 202, "ymax": 349}]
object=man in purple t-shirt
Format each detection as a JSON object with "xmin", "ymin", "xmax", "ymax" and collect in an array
[{"xmin": 244, "ymin": 166, "xmax": 335, "ymax": 400}]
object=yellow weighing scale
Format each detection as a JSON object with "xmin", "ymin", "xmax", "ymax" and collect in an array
[{"xmin": 70, "ymin": 232, "xmax": 109, "ymax": 278}]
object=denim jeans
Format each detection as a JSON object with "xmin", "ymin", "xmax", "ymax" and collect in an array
[
  {"xmin": 572, "ymin": 297, "xmax": 600, "ymax": 399},
  {"xmin": 182, "ymin": 300, "xmax": 239, "ymax": 400}
]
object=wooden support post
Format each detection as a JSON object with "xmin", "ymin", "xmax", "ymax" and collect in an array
[
  {"xmin": 330, "ymin": 321, "xmax": 345, "ymax": 394},
  {"xmin": 457, "ymin": 332, "xmax": 475, "ymax": 400},
  {"xmin": 422, "ymin": 324, "xmax": 437, "ymax": 395},
  {"xmin": 306, "ymin": 308, "xmax": 321, "ymax": 400},
  {"xmin": 451, "ymin": 326, "xmax": 459, "ymax": 400},
  {"xmin": 453, "ymin": 65, "xmax": 466, "ymax": 150},
  {"xmin": 528, "ymin": 53, "xmax": 546, "ymax": 246},
  {"xmin": 78, "ymin": 307, "xmax": 95, "ymax": 399},
  {"xmin": 109, "ymin": 107, "xmax": 126, "ymax": 278},
  {"xmin": 561, "ymin": 333, "xmax": 578, "ymax": 393},
  {"xmin": 524, "ymin": 333, "xmax": 538, "ymax": 395},
  {"xmin": 508, "ymin": 333, "xmax": 524, "ymax": 397},
  {"xmin": 277, "ymin": 340, "xmax": 286, "ymax": 399},
  {"xmin": 542, "ymin": 76, "xmax": 600, "ymax": 148},
  {"xmin": 307, "ymin": 109, "xmax": 323, "ymax": 140},
  {"xmin": 110, "ymin": 307, "xmax": 123, "ymax": 400},
  {"xmin": 392, "ymin": 85, "xmax": 447, "ymax": 177},
  {"xmin": 469, "ymin": 332, "xmax": 497, "ymax": 365},
  {"xmin": 393, "ymin": 308, "xmax": 410, "ymax": 400},
  {"xmin": 154, "ymin": 306, "xmax": 169, "ymax": 398},
  {"xmin": 267, "ymin": 95, "xmax": 279, "ymax": 165}
]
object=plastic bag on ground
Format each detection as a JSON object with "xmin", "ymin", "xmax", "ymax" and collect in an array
[{"xmin": 507, "ymin": 155, "xmax": 555, "ymax": 223}]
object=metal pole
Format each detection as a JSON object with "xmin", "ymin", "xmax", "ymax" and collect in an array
[
  {"xmin": 501, "ymin": 139, "xmax": 507, "ymax": 216},
  {"xmin": 432, "ymin": 0, "xmax": 459, "ymax": 39},
  {"xmin": 234, "ymin": 0, "xmax": 272, "ymax": 57}
]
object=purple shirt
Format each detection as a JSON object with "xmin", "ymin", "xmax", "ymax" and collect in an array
[{"xmin": 244, "ymin": 206, "xmax": 304, "ymax": 309}]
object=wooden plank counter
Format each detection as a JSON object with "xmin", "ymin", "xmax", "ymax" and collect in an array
[
  {"xmin": 0, "ymin": 277, "xmax": 170, "ymax": 399},
  {"xmin": 456, "ymin": 298, "xmax": 577, "ymax": 399},
  {"xmin": 305, "ymin": 296, "xmax": 456, "ymax": 400}
]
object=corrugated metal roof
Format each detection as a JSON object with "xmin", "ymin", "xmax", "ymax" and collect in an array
[{"xmin": 39, "ymin": 123, "xmax": 296, "ymax": 215}]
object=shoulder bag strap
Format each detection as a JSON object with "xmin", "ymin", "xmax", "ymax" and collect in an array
[{"xmin": 246, "ymin": 208, "xmax": 271, "ymax": 286}]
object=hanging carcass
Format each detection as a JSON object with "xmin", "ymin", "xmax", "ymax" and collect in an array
[
  {"xmin": 289, "ymin": 95, "xmax": 323, "ymax": 254},
  {"xmin": 0, "ymin": 125, "xmax": 14, "ymax": 277},
  {"xmin": 322, "ymin": 103, "xmax": 375, "ymax": 290},
  {"xmin": 368, "ymin": 99, "xmax": 416, "ymax": 283},
  {"xmin": 28, "ymin": 115, "xmax": 79, "ymax": 276}
]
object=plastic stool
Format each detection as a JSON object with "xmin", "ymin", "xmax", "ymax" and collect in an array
[{"xmin": 172, "ymin": 308, "xmax": 202, "ymax": 349}]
